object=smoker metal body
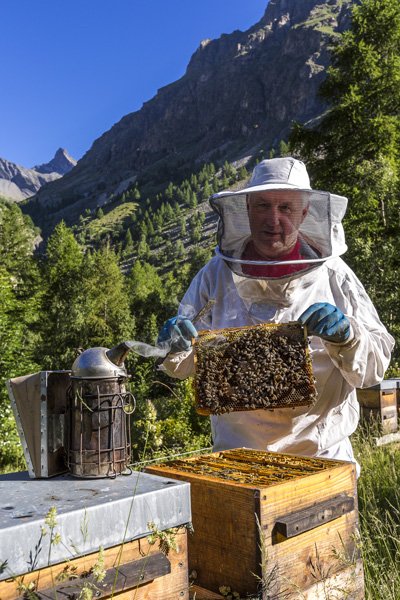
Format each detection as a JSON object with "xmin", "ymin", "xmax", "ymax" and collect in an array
[
  {"xmin": 66, "ymin": 343, "xmax": 135, "ymax": 478},
  {"xmin": 66, "ymin": 376, "xmax": 134, "ymax": 478}
]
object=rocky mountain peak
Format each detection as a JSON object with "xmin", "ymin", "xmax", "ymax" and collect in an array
[{"xmin": 33, "ymin": 148, "xmax": 77, "ymax": 176}]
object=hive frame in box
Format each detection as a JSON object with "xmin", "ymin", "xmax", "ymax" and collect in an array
[
  {"xmin": 193, "ymin": 321, "xmax": 316, "ymax": 415},
  {"xmin": 6, "ymin": 371, "xmax": 71, "ymax": 478}
]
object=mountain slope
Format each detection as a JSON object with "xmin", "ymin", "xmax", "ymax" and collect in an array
[{"xmin": 26, "ymin": 0, "xmax": 352, "ymax": 232}]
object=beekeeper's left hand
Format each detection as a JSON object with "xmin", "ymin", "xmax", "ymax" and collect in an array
[{"xmin": 299, "ymin": 302, "xmax": 351, "ymax": 344}]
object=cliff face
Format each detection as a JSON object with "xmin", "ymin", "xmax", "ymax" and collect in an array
[{"xmin": 27, "ymin": 0, "xmax": 352, "ymax": 230}]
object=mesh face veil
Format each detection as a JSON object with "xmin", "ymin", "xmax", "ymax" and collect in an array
[{"xmin": 210, "ymin": 158, "xmax": 348, "ymax": 280}]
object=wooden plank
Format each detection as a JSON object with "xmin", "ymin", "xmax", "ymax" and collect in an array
[
  {"xmin": 25, "ymin": 552, "xmax": 170, "ymax": 599},
  {"xmin": 380, "ymin": 391, "xmax": 397, "ymax": 409},
  {"xmin": 188, "ymin": 478, "xmax": 259, "ymax": 595},
  {"xmin": 360, "ymin": 405, "xmax": 397, "ymax": 433},
  {"xmin": 147, "ymin": 468, "xmax": 260, "ymax": 596},
  {"xmin": 0, "ymin": 529, "xmax": 189, "ymax": 600},
  {"xmin": 190, "ymin": 585, "xmax": 224, "ymax": 599},
  {"xmin": 375, "ymin": 431, "xmax": 400, "ymax": 446},
  {"xmin": 147, "ymin": 463, "xmax": 263, "ymax": 490},
  {"xmin": 274, "ymin": 493, "xmax": 354, "ymax": 540},
  {"xmin": 357, "ymin": 388, "xmax": 396, "ymax": 409}
]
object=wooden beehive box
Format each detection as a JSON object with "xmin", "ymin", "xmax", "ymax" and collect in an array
[
  {"xmin": 147, "ymin": 448, "xmax": 364, "ymax": 600},
  {"xmin": 357, "ymin": 381, "xmax": 398, "ymax": 434},
  {"xmin": 0, "ymin": 471, "xmax": 191, "ymax": 600}
]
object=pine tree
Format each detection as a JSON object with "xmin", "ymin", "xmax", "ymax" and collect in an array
[
  {"xmin": 36, "ymin": 222, "xmax": 85, "ymax": 369},
  {"xmin": 164, "ymin": 202, "xmax": 175, "ymax": 221},
  {"xmin": 0, "ymin": 201, "xmax": 37, "ymax": 277},
  {"xmin": 137, "ymin": 234, "xmax": 150, "ymax": 260},
  {"xmin": 0, "ymin": 202, "xmax": 40, "ymax": 469},
  {"xmin": 290, "ymin": 0, "xmax": 400, "ymax": 360},
  {"xmin": 175, "ymin": 240, "xmax": 185, "ymax": 259},
  {"xmin": 139, "ymin": 220, "xmax": 148, "ymax": 238},
  {"xmin": 0, "ymin": 269, "xmax": 30, "ymax": 468},
  {"xmin": 290, "ymin": 0, "xmax": 400, "ymax": 190},
  {"xmin": 202, "ymin": 180, "xmax": 212, "ymax": 201},
  {"xmin": 278, "ymin": 140, "xmax": 290, "ymax": 157},
  {"xmin": 238, "ymin": 166, "xmax": 248, "ymax": 181},
  {"xmin": 189, "ymin": 190, "xmax": 198, "ymax": 209},
  {"xmin": 124, "ymin": 228, "xmax": 134, "ymax": 256},
  {"xmin": 180, "ymin": 217, "xmax": 187, "ymax": 237},
  {"xmin": 165, "ymin": 182, "xmax": 175, "ymax": 201},
  {"xmin": 81, "ymin": 246, "xmax": 134, "ymax": 348},
  {"xmin": 127, "ymin": 261, "xmax": 167, "ymax": 334}
]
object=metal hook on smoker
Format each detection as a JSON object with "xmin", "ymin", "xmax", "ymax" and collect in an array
[{"xmin": 123, "ymin": 392, "xmax": 136, "ymax": 415}]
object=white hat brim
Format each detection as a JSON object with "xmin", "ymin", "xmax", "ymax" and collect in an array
[{"xmin": 212, "ymin": 183, "xmax": 317, "ymax": 199}]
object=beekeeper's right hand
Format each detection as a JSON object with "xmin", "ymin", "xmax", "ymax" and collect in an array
[{"xmin": 157, "ymin": 316, "xmax": 198, "ymax": 353}]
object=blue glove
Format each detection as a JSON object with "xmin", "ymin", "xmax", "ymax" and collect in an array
[
  {"xmin": 157, "ymin": 316, "xmax": 198, "ymax": 353},
  {"xmin": 298, "ymin": 302, "xmax": 351, "ymax": 344}
]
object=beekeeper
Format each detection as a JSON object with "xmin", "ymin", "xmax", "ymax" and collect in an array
[{"xmin": 157, "ymin": 157, "xmax": 394, "ymax": 472}]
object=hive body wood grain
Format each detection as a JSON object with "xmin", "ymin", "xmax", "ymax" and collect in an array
[
  {"xmin": 0, "ymin": 529, "xmax": 189, "ymax": 600},
  {"xmin": 147, "ymin": 449, "xmax": 365, "ymax": 599}
]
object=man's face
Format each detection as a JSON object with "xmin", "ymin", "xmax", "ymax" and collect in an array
[{"xmin": 247, "ymin": 190, "xmax": 309, "ymax": 258}]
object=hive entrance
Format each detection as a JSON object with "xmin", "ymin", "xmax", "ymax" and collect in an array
[{"xmin": 193, "ymin": 322, "xmax": 316, "ymax": 415}]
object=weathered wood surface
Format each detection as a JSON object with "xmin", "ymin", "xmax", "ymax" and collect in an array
[
  {"xmin": 300, "ymin": 559, "xmax": 365, "ymax": 600},
  {"xmin": 147, "ymin": 452, "xmax": 364, "ymax": 599},
  {"xmin": 190, "ymin": 585, "xmax": 224, "ymax": 599},
  {"xmin": 260, "ymin": 462, "xmax": 361, "ymax": 598},
  {"xmin": 357, "ymin": 388, "xmax": 398, "ymax": 432},
  {"xmin": 357, "ymin": 388, "xmax": 396, "ymax": 409},
  {"xmin": 274, "ymin": 493, "xmax": 355, "ymax": 540},
  {"xmin": 0, "ymin": 529, "xmax": 189, "ymax": 600},
  {"xmin": 23, "ymin": 552, "xmax": 170, "ymax": 599},
  {"xmin": 375, "ymin": 430, "xmax": 400, "ymax": 446}
]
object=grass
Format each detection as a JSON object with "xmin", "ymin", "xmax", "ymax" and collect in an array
[
  {"xmin": 352, "ymin": 424, "xmax": 400, "ymax": 600},
  {"xmin": 86, "ymin": 202, "xmax": 137, "ymax": 240},
  {"xmin": 293, "ymin": 1, "xmax": 349, "ymax": 36}
]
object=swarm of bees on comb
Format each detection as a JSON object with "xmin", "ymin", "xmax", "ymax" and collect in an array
[{"xmin": 193, "ymin": 322, "xmax": 317, "ymax": 415}]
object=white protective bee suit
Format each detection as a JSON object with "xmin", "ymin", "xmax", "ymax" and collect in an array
[{"xmin": 162, "ymin": 158, "xmax": 394, "ymax": 471}]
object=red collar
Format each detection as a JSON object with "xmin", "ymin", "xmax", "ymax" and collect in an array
[{"xmin": 242, "ymin": 240, "xmax": 308, "ymax": 277}]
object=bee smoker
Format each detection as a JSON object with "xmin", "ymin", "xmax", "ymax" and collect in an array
[{"xmin": 66, "ymin": 341, "xmax": 135, "ymax": 478}]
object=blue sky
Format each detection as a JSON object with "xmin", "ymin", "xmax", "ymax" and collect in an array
[{"xmin": 1, "ymin": 1, "xmax": 268, "ymax": 168}]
